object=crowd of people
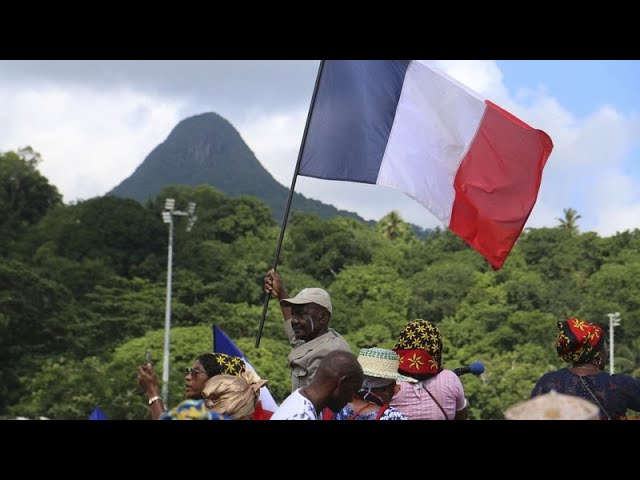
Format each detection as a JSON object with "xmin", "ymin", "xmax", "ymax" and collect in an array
[
  {"xmin": 138, "ymin": 352, "xmax": 266, "ymax": 420},
  {"xmin": 134, "ymin": 270, "xmax": 640, "ymax": 420}
]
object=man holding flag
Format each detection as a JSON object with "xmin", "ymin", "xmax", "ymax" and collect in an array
[
  {"xmin": 255, "ymin": 60, "xmax": 553, "ymax": 349},
  {"xmin": 263, "ymin": 269, "xmax": 351, "ymax": 392}
]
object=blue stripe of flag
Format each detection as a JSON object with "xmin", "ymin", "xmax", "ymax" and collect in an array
[
  {"xmin": 299, "ymin": 60, "xmax": 411, "ymax": 184},
  {"xmin": 213, "ymin": 325, "xmax": 244, "ymax": 358}
]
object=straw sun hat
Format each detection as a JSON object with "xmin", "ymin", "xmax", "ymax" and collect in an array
[
  {"xmin": 504, "ymin": 390, "xmax": 599, "ymax": 420},
  {"xmin": 357, "ymin": 347, "xmax": 418, "ymax": 384}
]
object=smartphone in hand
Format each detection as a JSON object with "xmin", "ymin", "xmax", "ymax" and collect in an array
[{"xmin": 145, "ymin": 349, "xmax": 152, "ymax": 365}]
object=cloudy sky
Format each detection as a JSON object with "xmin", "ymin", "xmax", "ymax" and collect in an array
[{"xmin": 0, "ymin": 60, "xmax": 638, "ymax": 236}]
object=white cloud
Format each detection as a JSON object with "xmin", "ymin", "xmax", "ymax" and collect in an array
[
  {"xmin": 521, "ymin": 101, "xmax": 640, "ymax": 234},
  {"xmin": 589, "ymin": 172, "xmax": 640, "ymax": 236},
  {"xmin": 235, "ymin": 108, "xmax": 308, "ymax": 187},
  {"xmin": 0, "ymin": 85, "xmax": 184, "ymax": 202},
  {"xmin": 433, "ymin": 60, "xmax": 509, "ymax": 102},
  {"xmin": 1, "ymin": 61, "xmax": 638, "ymax": 236}
]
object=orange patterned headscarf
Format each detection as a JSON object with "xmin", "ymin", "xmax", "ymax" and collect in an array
[
  {"xmin": 556, "ymin": 318, "xmax": 605, "ymax": 364},
  {"xmin": 393, "ymin": 319, "xmax": 442, "ymax": 379}
]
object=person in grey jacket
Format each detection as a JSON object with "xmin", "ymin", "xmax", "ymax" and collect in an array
[{"xmin": 264, "ymin": 269, "xmax": 352, "ymax": 392}]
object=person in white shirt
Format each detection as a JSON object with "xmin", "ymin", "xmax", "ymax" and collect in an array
[{"xmin": 271, "ymin": 350, "xmax": 363, "ymax": 420}]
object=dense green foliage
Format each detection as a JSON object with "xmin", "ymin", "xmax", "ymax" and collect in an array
[
  {"xmin": 0, "ymin": 147, "xmax": 62, "ymax": 254},
  {"xmin": 2, "ymin": 148, "xmax": 639, "ymax": 419}
]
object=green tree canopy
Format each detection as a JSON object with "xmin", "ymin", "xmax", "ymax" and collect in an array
[
  {"xmin": 330, "ymin": 264, "xmax": 409, "ymax": 335},
  {"xmin": 283, "ymin": 213, "xmax": 374, "ymax": 284},
  {"xmin": 0, "ymin": 147, "xmax": 62, "ymax": 252},
  {"xmin": 376, "ymin": 210, "xmax": 416, "ymax": 243}
]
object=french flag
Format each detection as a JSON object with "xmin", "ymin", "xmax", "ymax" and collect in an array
[
  {"xmin": 213, "ymin": 325, "xmax": 278, "ymax": 419},
  {"xmin": 299, "ymin": 60, "xmax": 554, "ymax": 269}
]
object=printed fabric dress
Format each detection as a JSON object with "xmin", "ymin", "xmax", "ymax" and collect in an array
[
  {"xmin": 531, "ymin": 368, "xmax": 640, "ymax": 420},
  {"xmin": 334, "ymin": 404, "xmax": 407, "ymax": 420}
]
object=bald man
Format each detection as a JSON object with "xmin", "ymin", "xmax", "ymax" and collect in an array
[{"xmin": 271, "ymin": 350, "xmax": 364, "ymax": 420}]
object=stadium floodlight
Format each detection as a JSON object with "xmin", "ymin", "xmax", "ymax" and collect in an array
[
  {"xmin": 186, "ymin": 203, "xmax": 197, "ymax": 232},
  {"xmin": 160, "ymin": 198, "xmax": 198, "ymax": 407},
  {"xmin": 607, "ymin": 312, "xmax": 621, "ymax": 374}
]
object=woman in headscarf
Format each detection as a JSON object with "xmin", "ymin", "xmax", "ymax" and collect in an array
[
  {"xmin": 201, "ymin": 369, "xmax": 267, "ymax": 420},
  {"xmin": 160, "ymin": 369, "xmax": 267, "ymax": 420},
  {"xmin": 530, "ymin": 318, "xmax": 640, "ymax": 420},
  {"xmin": 390, "ymin": 319, "xmax": 468, "ymax": 420},
  {"xmin": 137, "ymin": 352, "xmax": 245, "ymax": 420}
]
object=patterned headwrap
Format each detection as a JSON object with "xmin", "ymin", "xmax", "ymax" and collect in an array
[
  {"xmin": 159, "ymin": 399, "xmax": 233, "ymax": 420},
  {"xmin": 393, "ymin": 319, "xmax": 443, "ymax": 379},
  {"xmin": 556, "ymin": 318, "xmax": 605, "ymax": 364},
  {"xmin": 198, "ymin": 352, "xmax": 245, "ymax": 377}
]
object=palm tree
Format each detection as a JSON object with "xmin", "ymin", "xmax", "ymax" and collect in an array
[
  {"xmin": 377, "ymin": 210, "xmax": 414, "ymax": 242},
  {"xmin": 556, "ymin": 208, "xmax": 582, "ymax": 235}
]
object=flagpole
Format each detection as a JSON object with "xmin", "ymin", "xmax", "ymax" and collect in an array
[{"xmin": 255, "ymin": 59, "xmax": 326, "ymax": 348}]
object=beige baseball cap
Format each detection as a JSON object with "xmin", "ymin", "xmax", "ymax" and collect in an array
[{"xmin": 280, "ymin": 288, "xmax": 332, "ymax": 314}]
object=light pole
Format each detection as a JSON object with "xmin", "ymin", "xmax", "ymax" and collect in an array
[
  {"xmin": 161, "ymin": 198, "xmax": 197, "ymax": 407},
  {"xmin": 606, "ymin": 312, "xmax": 621, "ymax": 374}
]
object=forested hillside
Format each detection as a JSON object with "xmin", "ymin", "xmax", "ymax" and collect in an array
[
  {"xmin": 2, "ymin": 148, "xmax": 639, "ymax": 419},
  {"xmin": 107, "ymin": 112, "xmax": 368, "ymax": 225}
]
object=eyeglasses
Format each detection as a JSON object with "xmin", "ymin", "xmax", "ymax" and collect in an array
[{"xmin": 185, "ymin": 367, "xmax": 207, "ymax": 377}]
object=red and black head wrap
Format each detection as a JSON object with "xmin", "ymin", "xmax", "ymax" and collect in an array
[
  {"xmin": 393, "ymin": 319, "xmax": 442, "ymax": 380},
  {"xmin": 556, "ymin": 318, "xmax": 605, "ymax": 365}
]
